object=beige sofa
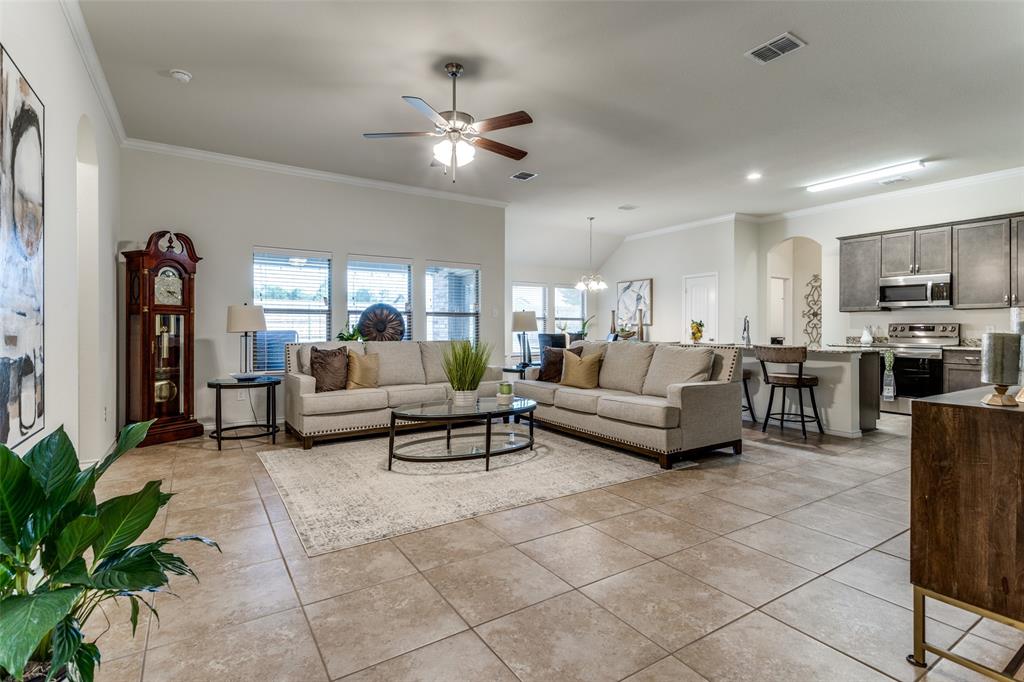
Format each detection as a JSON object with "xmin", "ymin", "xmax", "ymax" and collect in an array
[
  {"xmin": 514, "ymin": 341, "xmax": 742, "ymax": 468},
  {"xmin": 284, "ymin": 340, "xmax": 502, "ymax": 448}
]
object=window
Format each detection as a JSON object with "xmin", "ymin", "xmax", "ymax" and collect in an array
[
  {"xmin": 252, "ymin": 249, "xmax": 331, "ymax": 371},
  {"xmin": 426, "ymin": 264, "xmax": 480, "ymax": 343},
  {"xmin": 554, "ymin": 286, "xmax": 586, "ymax": 334},
  {"xmin": 511, "ymin": 283, "xmax": 547, "ymax": 357},
  {"xmin": 347, "ymin": 258, "xmax": 412, "ymax": 339}
]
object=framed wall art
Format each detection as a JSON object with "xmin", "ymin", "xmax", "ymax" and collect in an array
[{"xmin": 616, "ymin": 278, "xmax": 652, "ymax": 327}]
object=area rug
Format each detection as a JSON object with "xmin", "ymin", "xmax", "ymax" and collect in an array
[{"xmin": 258, "ymin": 428, "xmax": 679, "ymax": 556}]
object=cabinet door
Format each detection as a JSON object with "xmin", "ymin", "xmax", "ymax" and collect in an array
[
  {"xmin": 952, "ymin": 219, "xmax": 1011, "ymax": 309},
  {"xmin": 880, "ymin": 231, "xmax": 916, "ymax": 277},
  {"xmin": 915, "ymin": 225, "xmax": 951, "ymax": 275},
  {"xmin": 943, "ymin": 364, "xmax": 984, "ymax": 393},
  {"xmin": 839, "ymin": 235, "xmax": 881, "ymax": 312},
  {"xmin": 1012, "ymin": 216, "xmax": 1024, "ymax": 306}
]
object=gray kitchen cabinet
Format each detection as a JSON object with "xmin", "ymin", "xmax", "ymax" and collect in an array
[
  {"xmin": 942, "ymin": 349, "xmax": 983, "ymax": 393},
  {"xmin": 880, "ymin": 231, "xmax": 915, "ymax": 277},
  {"xmin": 952, "ymin": 218, "xmax": 1011, "ymax": 309},
  {"xmin": 914, "ymin": 225, "xmax": 952, "ymax": 275},
  {"xmin": 1012, "ymin": 216, "xmax": 1024, "ymax": 306},
  {"xmin": 839, "ymin": 235, "xmax": 881, "ymax": 312}
]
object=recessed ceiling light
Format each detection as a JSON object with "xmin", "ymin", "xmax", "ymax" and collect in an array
[
  {"xmin": 806, "ymin": 160, "xmax": 925, "ymax": 193},
  {"xmin": 169, "ymin": 69, "xmax": 193, "ymax": 84},
  {"xmin": 746, "ymin": 171, "xmax": 762, "ymax": 181},
  {"xmin": 617, "ymin": 204, "xmax": 638, "ymax": 211}
]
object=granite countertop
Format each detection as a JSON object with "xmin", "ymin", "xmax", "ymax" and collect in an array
[{"xmin": 738, "ymin": 345, "xmax": 879, "ymax": 355}]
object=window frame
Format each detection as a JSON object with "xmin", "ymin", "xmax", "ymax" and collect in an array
[
  {"xmin": 425, "ymin": 261, "xmax": 482, "ymax": 344},
  {"xmin": 511, "ymin": 281, "xmax": 549, "ymax": 358},
  {"xmin": 553, "ymin": 284, "xmax": 587, "ymax": 334},
  {"xmin": 346, "ymin": 255, "xmax": 414, "ymax": 340}
]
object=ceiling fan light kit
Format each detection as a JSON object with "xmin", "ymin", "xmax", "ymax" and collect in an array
[{"xmin": 363, "ymin": 62, "xmax": 533, "ymax": 183}]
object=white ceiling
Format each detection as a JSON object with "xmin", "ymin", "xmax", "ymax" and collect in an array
[{"xmin": 81, "ymin": 1, "xmax": 1024, "ymax": 267}]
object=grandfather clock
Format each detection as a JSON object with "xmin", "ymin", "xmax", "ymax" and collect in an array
[{"xmin": 123, "ymin": 231, "xmax": 204, "ymax": 445}]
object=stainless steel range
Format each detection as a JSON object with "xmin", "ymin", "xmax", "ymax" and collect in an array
[{"xmin": 879, "ymin": 322, "xmax": 960, "ymax": 415}]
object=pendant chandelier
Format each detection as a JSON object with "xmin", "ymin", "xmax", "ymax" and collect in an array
[{"xmin": 575, "ymin": 217, "xmax": 608, "ymax": 291}]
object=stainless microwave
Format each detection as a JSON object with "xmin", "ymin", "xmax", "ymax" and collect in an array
[{"xmin": 878, "ymin": 273, "xmax": 951, "ymax": 308}]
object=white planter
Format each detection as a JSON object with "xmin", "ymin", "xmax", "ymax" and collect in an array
[{"xmin": 453, "ymin": 390, "xmax": 478, "ymax": 407}]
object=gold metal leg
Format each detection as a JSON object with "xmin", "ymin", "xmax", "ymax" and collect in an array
[{"xmin": 908, "ymin": 585, "xmax": 927, "ymax": 667}]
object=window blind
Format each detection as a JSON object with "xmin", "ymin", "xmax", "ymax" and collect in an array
[
  {"xmin": 425, "ymin": 265, "xmax": 480, "ymax": 343},
  {"xmin": 252, "ymin": 250, "xmax": 331, "ymax": 371},
  {"xmin": 511, "ymin": 283, "xmax": 547, "ymax": 356},
  {"xmin": 554, "ymin": 286, "xmax": 586, "ymax": 333},
  {"xmin": 347, "ymin": 259, "xmax": 413, "ymax": 340}
]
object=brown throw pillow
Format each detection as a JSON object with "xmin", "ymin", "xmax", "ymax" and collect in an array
[
  {"xmin": 347, "ymin": 352, "xmax": 380, "ymax": 389},
  {"xmin": 310, "ymin": 346, "xmax": 348, "ymax": 393},
  {"xmin": 560, "ymin": 351, "xmax": 601, "ymax": 389},
  {"xmin": 538, "ymin": 346, "xmax": 583, "ymax": 383}
]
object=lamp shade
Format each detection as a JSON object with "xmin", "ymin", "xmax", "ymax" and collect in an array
[
  {"xmin": 511, "ymin": 310, "xmax": 538, "ymax": 333},
  {"xmin": 226, "ymin": 304, "xmax": 267, "ymax": 333},
  {"xmin": 981, "ymin": 332, "xmax": 1021, "ymax": 386}
]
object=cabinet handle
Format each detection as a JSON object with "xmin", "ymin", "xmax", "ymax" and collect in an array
[
  {"xmin": 1004, "ymin": 294, "xmax": 1010, "ymax": 304},
  {"xmin": 875, "ymin": 299, "xmax": 880, "ymax": 308},
  {"xmin": 1014, "ymin": 294, "xmax": 1019, "ymax": 305}
]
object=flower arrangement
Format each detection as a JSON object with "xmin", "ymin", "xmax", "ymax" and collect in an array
[{"xmin": 690, "ymin": 319, "xmax": 705, "ymax": 343}]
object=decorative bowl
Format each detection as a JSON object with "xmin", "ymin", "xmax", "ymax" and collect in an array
[{"xmin": 230, "ymin": 372, "xmax": 262, "ymax": 382}]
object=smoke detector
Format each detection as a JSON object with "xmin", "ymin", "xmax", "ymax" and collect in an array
[
  {"xmin": 745, "ymin": 32, "xmax": 806, "ymax": 64},
  {"xmin": 169, "ymin": 69, "xmax": 193, "ymax": 84}
]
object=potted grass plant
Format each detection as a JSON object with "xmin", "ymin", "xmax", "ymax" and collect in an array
[
  {"xmin": 442, "ymin": 341, "xmax": 493, "ymax": 407},
  {"xmin": 0, "ymin": 421, "xmax": 218, "ymax": 682}
]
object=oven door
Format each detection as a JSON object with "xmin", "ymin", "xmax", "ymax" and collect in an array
[
  {"xmin": 880, "ymin": 352, "xmax": 944, "ymax": 414},
  {"xmin": 878, "ymin": 274, "xmax": 951, "ymax": 308}
]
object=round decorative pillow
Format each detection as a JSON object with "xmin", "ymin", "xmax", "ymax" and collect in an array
[{"xmin": 358, "ymin": 303, "xmax": 406, "ymax": 341}]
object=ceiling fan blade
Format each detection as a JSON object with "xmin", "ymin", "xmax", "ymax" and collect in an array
[
  {"xmin": 402, "ymin": 96, "xmax": 449, "ymax": 128},
  {"xmin": 472, "ymin": 111, "xmax": 533, "ymax": 133},
  {"xmin": 363, "ymin": 132, "xmax": 435, "ymax": 138},
  {"xmin": 470, "ymin": 137, "xmax": 528, "ymax": 161}
]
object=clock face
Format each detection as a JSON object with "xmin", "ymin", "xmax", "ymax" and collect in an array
[{"xmin": 154, "ymin": 267, "xmax": 183, "ymax": 305}]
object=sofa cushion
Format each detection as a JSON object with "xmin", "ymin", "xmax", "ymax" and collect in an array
[
  {"xmin": 599, "ymin": 342, "xmax": 656, "ymax": 393},
  {"xmin": 598, "ymin": 394, "xmax": 680, "ymax": 428},
  {"xmin": 310, "ymin": 346, "xmax": 348, "ymax": 393},
  {"xmin": 365, "ymin": 341, "xmax": 426, "ymax": 386},
  {"xmin": 300, "ymin": 388, "xmax": 387, "ymax": 416},
  {"xmin": 641, "ymin": 346, "xmax": 715, "ymax": 397},
  {"xmin": 347, "ymin": 352, "xmax": 380, "ymax": 390},
  {"xmin": 296, "ymin": 341, "xmax": 363, "ymax": 375},
  {"xmin": 384, "ymin": 384, "xmax": 447, "ymax": 407},
  {"xmin": 568, "ymin": 340, "xmax": 609, "ymax": 358},
  {"xmin": 419, "ymin": 341, "xmax": 454, "ymax": 384},
  {"xmin": 538, "ymin": 346, "xmax": 582, "ymax": 382},
  {"xmin": 513, "ymin": 380, "xmax": 558, "ymax": 405},
  {"xmin": 554, "ymin": 387, "xmax": 630, "ymax": 414},
  {"xmin": 561, "ymin": 352, "xmax": 601, "ymax": 389}
]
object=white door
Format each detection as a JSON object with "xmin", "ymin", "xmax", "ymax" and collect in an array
[{"xmin": 683, "ymin": 273, "xmax": 719, "ymax": 342}]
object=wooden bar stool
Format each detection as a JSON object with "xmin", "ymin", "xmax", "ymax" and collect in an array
[
  {"xmin": 754, "ymin": 345, "xmax": 824, "ymax": 439},
  {"xmin": 741, "ymin": 368, "xmax": 758, "ymax": 424}
]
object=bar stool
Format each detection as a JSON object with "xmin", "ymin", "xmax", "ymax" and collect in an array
[
  {"xmin": 741, "ymin": 368, "xmax": 758, "ymax": 424},
  {"xmin": 754, "ymin": 345, "xmax": 823, "ymax": 439}
]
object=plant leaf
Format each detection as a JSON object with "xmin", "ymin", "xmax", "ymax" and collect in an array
[
  {"xmin": 91, "ymin": 481, "xmax": 163, "ymax": 561},
  {"xmin": 0, "ymin": 588, "xmax": 83, "ymax": 677},
  {"xmin": 0, "ymin": 445, "xmax": 44, "ymax": 551},
  {"xmin": 91, "ymin": 551, "xmax": 167, "ymax": 591},
  {"xmin": 48, "ymin": 616, "xmax": 83, "ymax": 682},
  {"xmin": 24, "ymin": 427, "xmax": 80, "ymax": 498},
  {"xmin": 128, "ymin": 595, "xmax": 140, "ymax": 636},
  {"xmin": 55, "ymin": 517, "xmax": 102, "ymax": 570},
  {"xmin": 49, "ymin": 557, "xmax": 93, "ymax": 588},
  {"xmin": 69, "ymin": 641, "xmax": 99, "ymax": 682},
  {"xmin": 95, "ymin": 421, "xmax": 154, "ymax": 478}
]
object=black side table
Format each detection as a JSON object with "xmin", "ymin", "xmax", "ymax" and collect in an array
[
  {"xmin": 502, "ymin": 364, "xmax": 539, "ymax": 380},
  {"xmin": 207, "ymin": 376, "xmax": 281, "ymax": 450}
]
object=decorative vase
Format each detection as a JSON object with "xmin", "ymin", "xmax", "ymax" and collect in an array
[
  {"xmin": 860, "ymin": 326, "xmax": 874, "ymax": 345},
  {"xmin": 453, "ymin": 390, "xmax": 478, "ymax": 407},
  {"xmin": 981, "ymin": 333, "xmax": 1020, "ymax": 406}
]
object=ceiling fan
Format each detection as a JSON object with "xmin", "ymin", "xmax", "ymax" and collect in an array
[{"xmin": 363, "ymin": 62, "xmax": 532, "ymax": 183}]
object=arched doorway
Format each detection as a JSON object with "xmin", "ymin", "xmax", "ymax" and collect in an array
[
  {"xmin": 765, "ymin": 236, "xmax": 822, "ymax": 346},
  {"xmin": 76, "ymin": 116, "xmax": 101, "ymax": 451}
]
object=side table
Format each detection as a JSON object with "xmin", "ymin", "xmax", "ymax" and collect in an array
[{"xmin": 207, "ymin": 376, "xmax": 281, "ymax": 450}]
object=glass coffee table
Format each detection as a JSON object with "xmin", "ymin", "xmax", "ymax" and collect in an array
[{"xmin": 388, "ymin": 397, "xmax": 537, "ymax": 472}]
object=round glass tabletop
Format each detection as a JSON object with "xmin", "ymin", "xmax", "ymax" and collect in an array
[{"xmin": 392, "ymin": 396, "xmax": 536, "ymax": 420}]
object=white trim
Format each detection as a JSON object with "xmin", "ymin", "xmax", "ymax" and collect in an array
[
  {"xmin": 347, "ymin": 253, "xmax": 415, "ymax": 265},
  {"xmin": 59, "ymin": 0, "xmax": 127, "ymax": 143},
  {"xmin": 253, "ymin": 245, "xmax": 333, "ymax": 260},
  {"xmin": 122, "ymin": 138, "xmax": 509, "ymax": 208},
  {"xmin": 624, "ymin": 214, "xmax": 736, "ymax": 242},
  {"xmin": 425, "ymin": 259, "xmax": 481, "ymax": 270}
]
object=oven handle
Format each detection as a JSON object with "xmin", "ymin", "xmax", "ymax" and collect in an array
[{"xmin": 892, "ymin": 351, "xmax": 943, "ymax": 360}]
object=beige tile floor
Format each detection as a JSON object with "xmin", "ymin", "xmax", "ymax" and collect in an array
[{"xmin": 89, "ymin": 415, "xmax": 1023, "ymax": 682}]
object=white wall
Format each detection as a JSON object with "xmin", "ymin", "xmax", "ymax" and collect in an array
[
  {"xmin": 1, "ymin": 1, "xmax": 121, "ymax": 457},
  {"xmin": 118, "ymin": 147, "xmax": 506, "ymax": 428},
  {"xmin": 758, "ymin": 168, "xmax": 1024, "ymax": 344}
]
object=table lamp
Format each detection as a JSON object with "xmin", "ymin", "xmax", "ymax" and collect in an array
[
  {"xmin": 227, "ymin": 303, "xmax": 267, "ymax": 374},
  {"xmin": 512, "ymin": 310, "xmax": 538, "ymax": 369},
  {"xmin": 980, "ymin": 332, "xmax": 1020, "ymax": 406}
]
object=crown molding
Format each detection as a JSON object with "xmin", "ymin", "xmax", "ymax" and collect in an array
[
  {"xmin": 122, "ymin": 138, "xmax": 510, "ymax": 208},
  {"xmin": 623, "ymin": 213, "xmax": 736, "ymax": 242},
  {"xmin": 59, "ymin": 0, "xmax": 126, "ymax": 143}
]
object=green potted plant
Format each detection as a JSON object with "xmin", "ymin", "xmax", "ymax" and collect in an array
[
  {"xmin": 442, "ymin": 341, "xmax": 493, "ymax": 407},
  {"xmin": 569, "ymin": 315, "xmax": 595, "ymax": 343},
  {"xmin": 336, "ymin": 325, "xmax": 363, "ymax": 342},
  {"xmin": 0, "ymin": 421, "xmax": 218, "ymax": 682}
]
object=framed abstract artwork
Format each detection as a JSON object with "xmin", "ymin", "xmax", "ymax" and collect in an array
[
  {"xmin": 616, "ymin": 279, "xmax": 652, "ymax": 327},
  {"xmin": 0, "ymin": 44, "xmax": 45, "ymax": 446}
]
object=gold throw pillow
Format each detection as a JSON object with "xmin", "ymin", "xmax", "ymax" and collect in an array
[
  {"xmin": 560, "ymin": 351, "xmax": 601, "ymax": 389},
  {"xmin": 346, "ymin": 352, "xmax": 380, "ymax": 389}
]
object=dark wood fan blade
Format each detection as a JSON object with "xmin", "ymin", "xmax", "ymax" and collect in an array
[
  {"xmin": 472, "ymin": 111, "xmax": 533, "ymax": 133},
  {"xmin": 363, "ymin": 132, "xmax": 434, "ymax": 138},
  {"xmin": 402, "ymin": 96, "xmax": 449, "ymax": 128},
  {"xmin": 470, "ymin": 137, "xmax": 528, "ymax": 161}
]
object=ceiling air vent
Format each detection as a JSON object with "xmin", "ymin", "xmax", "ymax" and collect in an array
[
  {"xmin": 745, "ymin": 32, "xmax": 806, "ymax": 64},
  {"xmin": 510, "ymin": 171, "xmax": 537, "ymax": 181}
]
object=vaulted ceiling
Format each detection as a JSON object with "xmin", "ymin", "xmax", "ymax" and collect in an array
[{"xmin": 81, "ymin": 1, "xmax": 1024, "ymax": 267}]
